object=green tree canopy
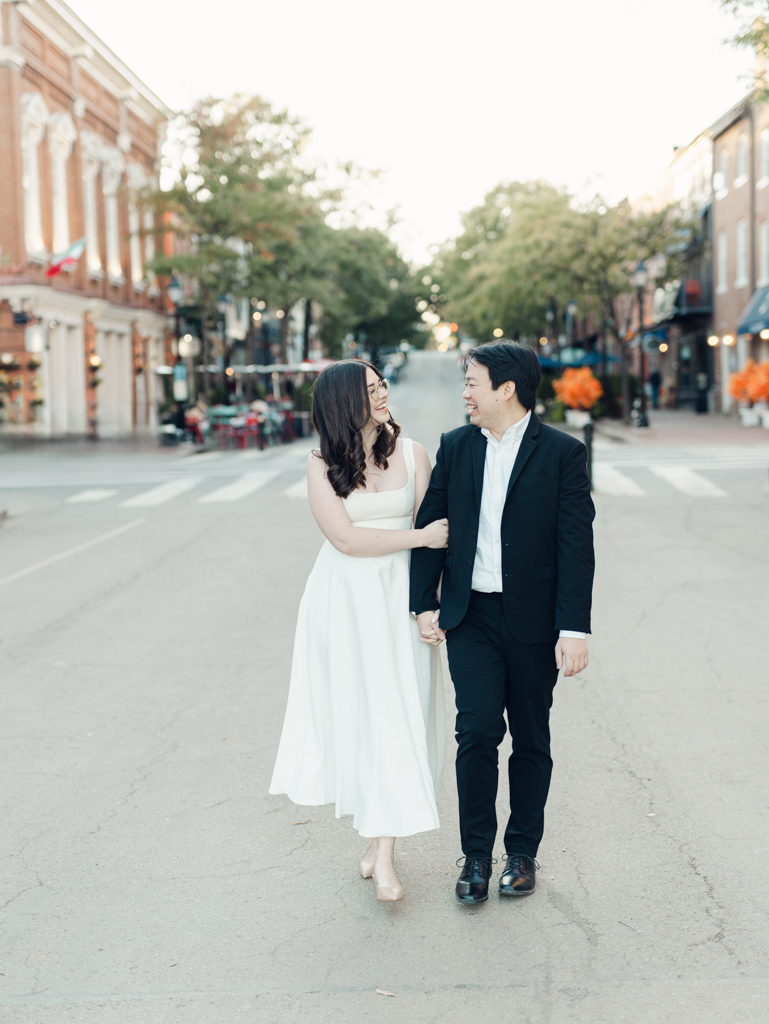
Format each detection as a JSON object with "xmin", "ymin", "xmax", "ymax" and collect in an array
[{"xmin": 429, "ymin": 181, "xmax": 687, "ymax": 346}]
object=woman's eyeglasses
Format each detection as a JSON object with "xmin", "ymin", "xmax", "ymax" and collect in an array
[{"xmin": 367, "ymin": 379, "xmax": 390, "ymax": 399}]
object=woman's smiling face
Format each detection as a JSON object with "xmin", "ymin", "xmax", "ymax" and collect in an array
[{"xmin": 365, "ymin": 367, "xmax": 390, "ymax": 427}]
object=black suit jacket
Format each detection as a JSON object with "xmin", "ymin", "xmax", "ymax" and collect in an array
[{"xmin": 409, "ymin": 414, "xmax": 595, "ymax": 644}]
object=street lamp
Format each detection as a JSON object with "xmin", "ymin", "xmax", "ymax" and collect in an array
[
  {"xmin": 217, "ymin": 295, "xmax": 230, "ymax": 404},
  {"xmin": 633, "ymin": 260, "xmax": 649, "ymax": 428},
  {"xmin": 166, "ymin": 275, "xmax": 189, "ymax": 427}
]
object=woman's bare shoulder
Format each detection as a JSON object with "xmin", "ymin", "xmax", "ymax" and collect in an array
[{"xmin": 307, "ymin": 450, "xmax": 328, "ymax": 476}]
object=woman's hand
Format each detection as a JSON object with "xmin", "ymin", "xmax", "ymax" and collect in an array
[{"xmin": 420, "ymin": 518, "xmax": 449, "ymax": 549}]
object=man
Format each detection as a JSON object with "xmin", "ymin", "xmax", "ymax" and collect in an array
[{"xmin": 410, "ymin": 342, "xmax": 595, "ymax": 905}]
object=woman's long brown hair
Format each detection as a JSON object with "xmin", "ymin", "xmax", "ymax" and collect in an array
[{"xmin": 311, "ymin": 360, "xmax": 401, "ymax": 498}]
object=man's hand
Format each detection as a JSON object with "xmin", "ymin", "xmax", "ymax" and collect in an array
[
  {"xmin": 555, "ymin": 637, "xmax": 588, "ymax": 677},
  {"xmin": 417, "ymin": 610, "xmax": 445, "ymax": 645}
]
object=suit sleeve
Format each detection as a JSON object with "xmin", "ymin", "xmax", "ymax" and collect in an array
[
  {"xmin": 409, "ymin": 435, "xmax": 449, "ymax": 615},
  {"xmin": 554, "ymin": 443, "xmax": 596, "ymax": 634}
]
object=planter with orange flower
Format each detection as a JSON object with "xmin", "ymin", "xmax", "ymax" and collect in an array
[
  {"xmin": 729, "ymin": 359, "xmax": 769, "ymax": 426},
  {"xmin": 552, "ymin": 367, "xmax": 604, "ymax": 427}
]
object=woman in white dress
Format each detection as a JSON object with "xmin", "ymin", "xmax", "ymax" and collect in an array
[{"xmin": 270, "ymin": 360, "xmax": 447, "ymax": 902}]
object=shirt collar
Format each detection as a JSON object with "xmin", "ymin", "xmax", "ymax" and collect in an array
[{"xmin": 481, "ymin": 410, "xmax": 531, "ymax": 449}]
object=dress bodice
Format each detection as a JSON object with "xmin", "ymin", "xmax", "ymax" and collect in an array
[{"xmin": 342, "ymin": 438, "xmax": 415, "ymax": 531}]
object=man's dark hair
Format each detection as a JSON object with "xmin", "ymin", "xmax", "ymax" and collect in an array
[{"xmin": 468, "ymin": 341, "xmax": 542, "ymax": 411}]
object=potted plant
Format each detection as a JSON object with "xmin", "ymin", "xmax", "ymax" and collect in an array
[
  {"xmin": 552, "ymin": 367, "xmax": 603, "ymax": 427},
  {"xmin": 745, "ymin": 360, "xmax": 769, "ymax": 427},
  {"xmin": 729, "ymin": 359, "xmax": 761, "ymax": 426}
]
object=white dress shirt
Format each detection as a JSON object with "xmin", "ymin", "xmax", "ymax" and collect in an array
[{"xmin": 471, "ymin": 411, "xmax": 586, "ymax": 640}]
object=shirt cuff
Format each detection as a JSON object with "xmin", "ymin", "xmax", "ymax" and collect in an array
[{"xmin": 559, "ymin": 630, "xmax": 586, "ymax": 640}]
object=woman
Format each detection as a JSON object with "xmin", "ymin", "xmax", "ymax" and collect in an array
[{"xmin": 269, "ymin": 360, "xmax": 447, "ymax": 902}]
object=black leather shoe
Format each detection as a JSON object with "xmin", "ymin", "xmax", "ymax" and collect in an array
[
  {"xmin": 455, "ymin": 857, "xmax": 493, "ymax": 904},
  {"xmin": 499, "ymin": 853, "xmax": 538, "ymax": 896}
]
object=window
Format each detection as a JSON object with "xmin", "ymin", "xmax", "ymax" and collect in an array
[
  {"xmin": 126, "ymin": 164, "xmax": 146, "ymax": 290},
  {"xmin": 737, "ymin": 134, "xmax": 747, "ymax": 183},
  {"xmin": 20, "ymin": 92, "xmax": 49, "ymax": 259},
  {"xmin": 761, "ymin": 130, "xmax": 769, "ymax": 184},
  {"xmin": 736, "ymin": 219, "xmax": 748, "ymax": 288},
  {"xmin": 717, "ymin": 229, "xmax": 728, "ymax": 294},
  {"xmin": 80, "ymin": 131, "xmax": 104, "ymax": 278},
  {"xmin": 714, "ymin": 149, "xmax": 729, "ymax": 195},
  {"xmin": 759, "ymin": 222, "xmax": 769, "ymax": 286},
  {"xmin": 102, "ymin": 147, "xmax": 125, "ymax": 284},
  {"xmin": 48, "ymin": 112, "xmax": 77, "ymax": 256}
]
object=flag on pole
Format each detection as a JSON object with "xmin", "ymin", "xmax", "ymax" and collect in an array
[{"xmin": 46, "ymin": 238, "xmax": 85, "ymax": 278}]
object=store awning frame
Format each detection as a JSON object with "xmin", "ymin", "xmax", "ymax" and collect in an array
[{"xmin": 737, "ymin": 285, "xmax": 769, "ymax": 335}]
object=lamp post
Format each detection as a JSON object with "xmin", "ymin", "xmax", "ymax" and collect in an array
[
  {"xmin": 217, "ymin": 294, "xmax": 229, "ymax": 404},
  {"xmin": 633, "ymin": 260, "xmax": 650, "ymax": 428},
  {"xmin": 167, "ymin": 275, "xmax": 184, "ymax": 342},
  {"xmin": 166, "ymin": 276, "xmax": 188, "ymax": 429},
  {"xmin": 567, "ymin": 300, "xmax": 577, "ymax": 347}
]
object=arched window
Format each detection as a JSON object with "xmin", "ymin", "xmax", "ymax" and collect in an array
[
  {"xmin": 20, "ymin": 92, "xmax": 49, "ymax": 260},
  {"xmin": 48, "ymin": 111, "xmax": 77, "ymax": 255}
]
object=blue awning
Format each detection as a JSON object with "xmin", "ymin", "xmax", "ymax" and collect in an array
[
  {"xmin": 737, "ymin": 285, "xmax": 769, "ymax": 335},
  {"xmin": 537, "ymin": 351, "xmax": 620, "ymax": 370}
]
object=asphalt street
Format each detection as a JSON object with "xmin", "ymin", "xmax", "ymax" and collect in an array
[{"xmin": 1, "ymin": 350, "xmax": 768, "ymax": 1023}]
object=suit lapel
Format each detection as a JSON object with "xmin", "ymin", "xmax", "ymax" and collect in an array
[
  {"xmin": 506, "ymin": 412, "xmax": 541, "ymax": 498},
  {"xmin": 470, "ymin": 427, "xmax": 486, "ymax": 509}
]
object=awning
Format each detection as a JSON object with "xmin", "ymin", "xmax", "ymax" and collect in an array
[
  {"xmin": 737, "ymin": 285, "xmax": 769, "ymax": 335},
  {"xmin": 538, "ymin": 351, "xmax": 620, "ymax": 370}
]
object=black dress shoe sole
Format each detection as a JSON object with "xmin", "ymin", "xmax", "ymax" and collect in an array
[
  {"xmin": 499, "ymin": 884, "xmax": 535, "ymax": 897},
  {"xmin": 456, "ymin": 892, "xmax": 489, "ymax": 904}
]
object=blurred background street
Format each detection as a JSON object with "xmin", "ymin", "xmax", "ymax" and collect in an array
[
  {"xmin": 1, "ymin": 351, "xmax": 768, "ymax": 1022},
  {"xmin": 3, "ymin": 0, "xmax": 769, "ymax": 1019}
]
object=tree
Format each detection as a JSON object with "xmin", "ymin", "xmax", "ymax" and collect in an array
[
  {"xmin": 149, "ymin": 93, "xmax": 421, "ymax": 376},
  {"xmin": 319, "ymin": 226, "xmax": 421, "ymax": 360},
  {"xmin": 721, "ymin": 1, "xmax": 769, "ymax": 99},
  {"xmin": 433, "ymin": 181, "xmax": 689, "ymax": 419},
  {"xmin": 148, "ymin": 94, "xmax": 324, "ymax": 371}
]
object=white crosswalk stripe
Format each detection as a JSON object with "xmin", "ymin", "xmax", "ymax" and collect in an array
[
  {"xmin": 120, "ymin": 478, "xmax": 202, "ymax": 507},
  {"xmin": 649, "ymin": 466, "xmax": 728, "ymax": 497},
  {"xmin": 198, "ymin": 472, "xmax": 278, "ymax": 503},
  {"xmin": 65, "ymin": 488, "xmax": 118, "ymax": 503},
  {"xmin": 592, "ymin": 465, "xmax": 646, "ymax": 496},
  {"xmin": 282, "ymin": 477, "xmax": 308, "ymax": 499}
]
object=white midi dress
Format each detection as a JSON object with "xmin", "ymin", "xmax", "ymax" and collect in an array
[{"xmin": 269, "ymin": 438, "xmax": 445, "ymax": 838}]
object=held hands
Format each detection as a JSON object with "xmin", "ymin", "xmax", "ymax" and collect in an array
[
  {"xmin": 417, "ymin": 610, "xmax": 445, "ymax": 646},
  {"xmin": 421, "ymin": 518, "xmax": 449, "ymax": 549},
  {"xmin": 555, "ymin": 637, "xmax": 589, "ymax": 677}
]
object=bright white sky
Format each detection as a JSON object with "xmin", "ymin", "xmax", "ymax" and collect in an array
[{"xmin": 70, "ymin": 0, "xmax": 752, "ymax": 264}]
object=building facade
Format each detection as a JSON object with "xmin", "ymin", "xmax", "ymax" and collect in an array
[
  {"xmin": 711, "ymin": 99, "xmax": 769, "ymax": 411},
  {"xmin": 0, "ymin": 0, "xmax": 172, "ymax": 437}
]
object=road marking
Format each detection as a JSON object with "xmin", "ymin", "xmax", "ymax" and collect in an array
[
  {"xmin": 198, "ymin": 472, "xmax": 278, "ymax": 503},
  {"xmin": 282, "ymin": 477, "xmax": 308, "ymax": 499},
  {"xmin": 592, "ymin": 465, "xmax": 646, "ymax": 496},
  {"xmin": 120, "ymin": 478, "xmax": 202, "ymax": 507},
  {"xmin": 0, "ymin": 518, "xmax": 146, "ymax": 588},
  {"xmin": 175, "ymin": 451, "xmax": 222, "ymax": 464},
  {"xmin": 650, "ymin": 466, "xmax": 728, "ymax": 497},
  {"xmin": 65, "ymin": 489, "xmax": 118, "ymax": 504}
]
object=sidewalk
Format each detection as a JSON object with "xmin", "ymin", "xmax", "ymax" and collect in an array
[{"xmin": 592, "ymin": 409, "xmax": 769, "ymax": 445}]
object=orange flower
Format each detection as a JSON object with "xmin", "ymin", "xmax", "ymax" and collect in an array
[
  {"xmin": 729, "ymin": 359, "xmax": 757, "ymax": 404},
  {"xmin": 552, "ymin": 367, "xmax": 604, "ymax": 410},
  {"xmin": 746, "ymin": 360, "xmax": 769, "ymax": 403}
]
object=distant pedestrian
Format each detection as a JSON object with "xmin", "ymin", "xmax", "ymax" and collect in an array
[
  {"xmin": 650, "ymin": 368, "xmax": 661, "ymax": 409},
  {"xmin": 410, "ymin": 342, "xmax": 595, "ymax": 904},
  {"xmin": 270, "ymin": 361, "xmax": 448, "ymax": 903}
]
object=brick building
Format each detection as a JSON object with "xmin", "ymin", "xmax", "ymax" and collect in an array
[
  {"xmin": 711, "ymin": 98, "xmax": 769, "ymax": 411},
  {"xmin": 0, "ymin": 0, "xmax": 172, "ymax": 437}
]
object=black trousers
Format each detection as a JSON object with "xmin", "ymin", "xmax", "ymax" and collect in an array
[{"xmin": 446, "ymin": 590, "xmax": 559, "ymax": 860}]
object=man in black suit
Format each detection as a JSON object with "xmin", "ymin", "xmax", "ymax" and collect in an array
[{"xmin": 410, "ymin": 342, "xmax": 595, "ymax": 904}]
